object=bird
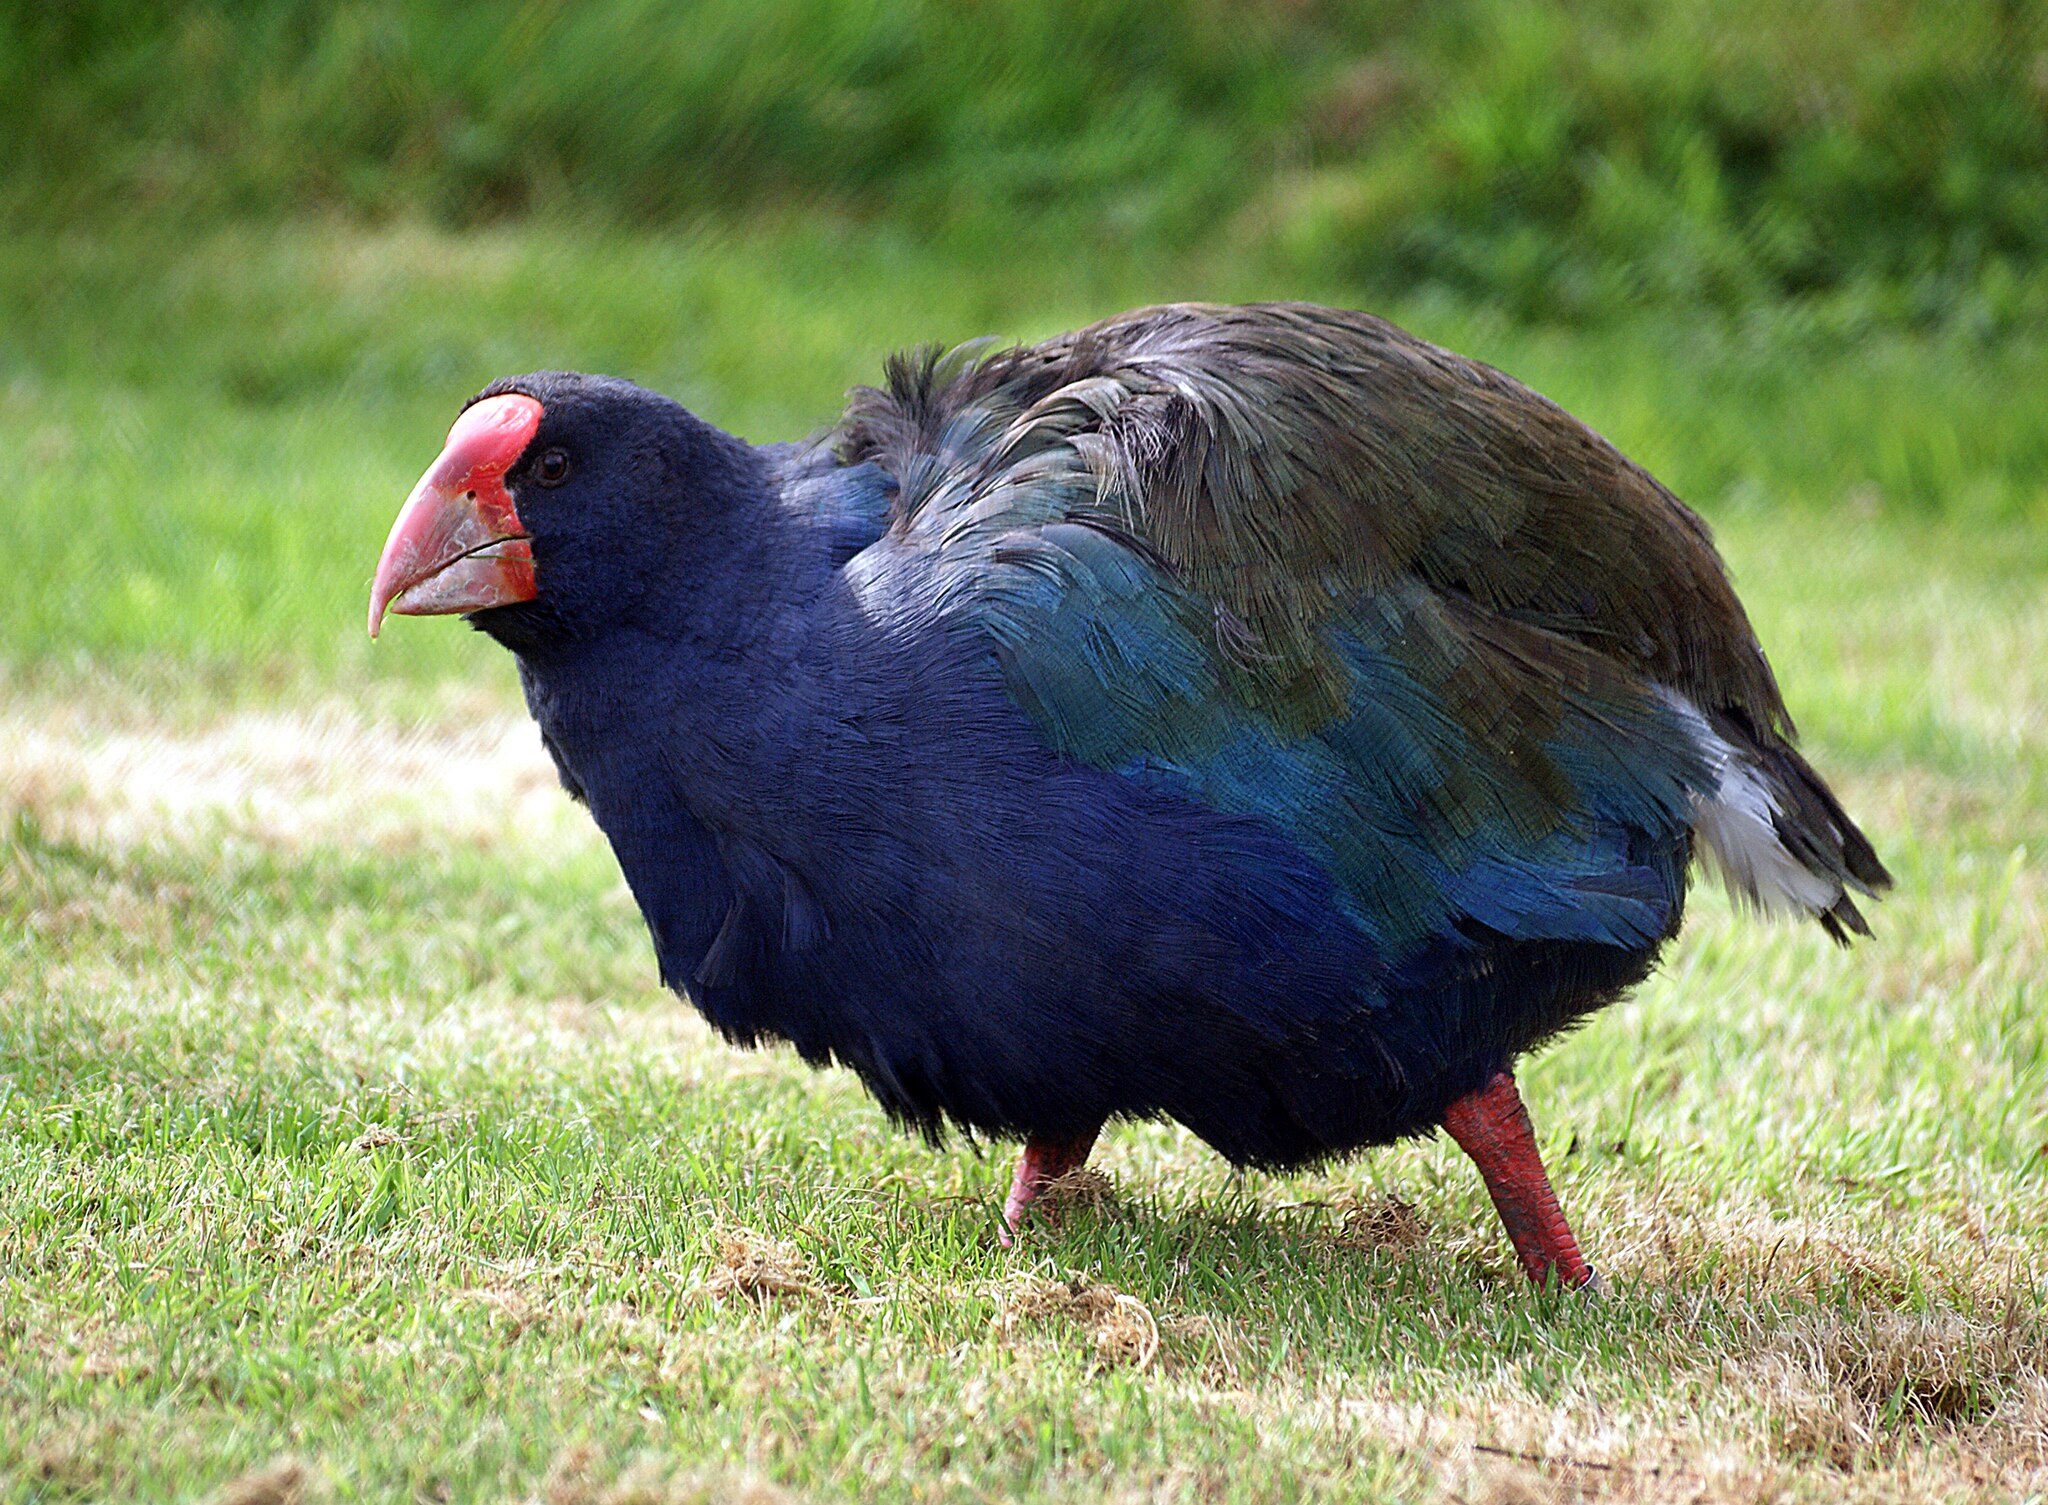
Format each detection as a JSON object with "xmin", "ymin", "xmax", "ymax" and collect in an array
[{"xmin": 368, "ymin": 302, "xmax": 1890, "ymax": 1290}]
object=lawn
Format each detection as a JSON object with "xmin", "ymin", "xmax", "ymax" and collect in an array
[{"xmin": 2, "ymin": 220, "xmax": 2045, "ymax": 1503}]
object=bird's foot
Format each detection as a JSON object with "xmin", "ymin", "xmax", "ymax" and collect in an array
[
  {"xmin": 1441, "ymin": 1071, "xmax": 1597, "ymax": 1292},
  {"xmin": 999, "ymin": 1130, "xmax": 1100, "ymax": 1247}
]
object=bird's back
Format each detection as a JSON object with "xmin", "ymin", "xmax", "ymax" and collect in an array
[{"xmin": 835, "ymin": 303, "xmax": 1886, "ymax": 939}]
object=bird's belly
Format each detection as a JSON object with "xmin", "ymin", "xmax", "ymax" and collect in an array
[{"xmin": 678, "ymin": 761, "xmax": 1684, "ymax": 1170}]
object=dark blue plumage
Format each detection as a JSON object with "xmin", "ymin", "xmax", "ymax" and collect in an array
[{"xmin": 371, "ymin": 305, "xmax": 1889, "ymax": 1285}]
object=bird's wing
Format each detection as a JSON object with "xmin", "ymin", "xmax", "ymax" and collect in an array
[
  {"xmin": 767, "ymin": 441, "xmax": 894, "ymax": 566},
  {"xmin": 835, "ymin": 303, "xmax": 1885, "ymax": 949}
]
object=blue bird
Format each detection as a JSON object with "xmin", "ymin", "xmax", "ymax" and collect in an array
[{"xmin": 369, "ymin": 304, "xmax": 1889, "ymax": 1289}]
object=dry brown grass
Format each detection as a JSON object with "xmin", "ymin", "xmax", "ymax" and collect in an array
[
  {"xmin": 0, "ymin": 695, "xmax": 573, "ymax": 854},
  {"xmin": 695, "ymin": 1225, "xmax": 823, "ymax": 1306},
  {"xmin": 541, "ymin": 1446, "xmax": 799, "ymax": 1505},
  {"xmin": 1039, "ymin": 1165, "xmax": 1119, "ymax": 1219},
  {"xmin": 1333, "ymin": 1194, "xmax": 1432, "ymax": 1253},
  {"xmin": 992, "ymin": 1272, "xmax": 1163, "ymax": 1371},
  {"xmin": 206, "ymin": 1458, "xmax": 310, "ymax": 1505}
]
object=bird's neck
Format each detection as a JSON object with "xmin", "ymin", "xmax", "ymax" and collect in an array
[{"xmin": 506, "ymin": 483, "xmax": 869, "ymax": 993}]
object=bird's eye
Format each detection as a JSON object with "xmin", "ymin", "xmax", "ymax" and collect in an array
[{"xmin": 535, "ymin": 448, "xmax": 572, "ymax": 486}]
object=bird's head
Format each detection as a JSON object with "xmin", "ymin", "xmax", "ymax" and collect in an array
[{"xmin": 369, "ymin": 371, "xmax": 754, "ymax": 650}]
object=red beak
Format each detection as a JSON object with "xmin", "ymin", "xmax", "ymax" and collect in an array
[{"xmin": 368, "ymin": 394, "xmax": 545, "ymax": 638}]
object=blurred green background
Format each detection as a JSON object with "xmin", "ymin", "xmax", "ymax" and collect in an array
[
  {"xmin": 12, "ymin": 0, "xmax": 2048, "ymax": 323},
  {"xmin": 3, "ymin": 0, "xmax": 2045, "ymax": 691}
]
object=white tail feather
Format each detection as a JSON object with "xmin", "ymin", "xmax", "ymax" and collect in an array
[{"xmin": 1661, "ymin": 691, "xmax": 1842, "ymax": 918}]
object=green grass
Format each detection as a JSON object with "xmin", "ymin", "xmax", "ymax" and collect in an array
[
  {"xmin": 13, "ymin": 2, "xmax": 2048, "ymax": 324},
  {"xmin": 5, "ymin": 218, "xmax": 2045, "ymax": 700},
  {"xmin": 3, "ymin": 220, "xmax": 2046, "ymax": 1501}
]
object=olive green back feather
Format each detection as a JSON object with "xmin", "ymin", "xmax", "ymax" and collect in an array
[{"xmin": 840, "ymin": 301, "xmax": 1787, "ymax": 739}]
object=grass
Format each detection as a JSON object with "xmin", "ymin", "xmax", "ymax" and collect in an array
[
  {"xmin": 6, "ymin": 218, "xmax": 2045, "ymax": 700},
  {"xmin": 2, "ymin": 218, "xmax": 2046, "ymax": 1502},
  {"xmin": 14, "ymin": 2, "xmax": 2048, "ymax": 323}
]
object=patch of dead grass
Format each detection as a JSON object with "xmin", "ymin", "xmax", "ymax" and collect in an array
[
  {"xmin": 0, "ymin": 699, "xmax": 577, "ymax": 854},
  {"xmin": 541, "ymin": 1444, "xmax": 797, "ymax": 1505},
  {"xmin": 1298, "ymin": 1244, "xmax": 2048, "ymax": 1503},
  {"xmin": 991, "ymin": 1272, "xmax": 1161, "ymax": 1370},
  {"xmin": 1039, "ymin": 1165, "xmax": 1117, "ymax": 1219},
  {"xmin": 1741, "ymin": 1303, "xmax": 2044, "ymax": 1472},
  {"xmin": 1332, "ymin": 1193, "xmax": 1430, "ymax": 1253},
  {"xmin": 695, "ymin": 1225, "xmax": 821, "ymax": 1306},
  {"xmin": 22, "ymin": 1417, "xmax": 132, "ymax": 1498},
  {"xmin": 206, "ymin": 1457, "xmax": 310, "ymax": 1505}
]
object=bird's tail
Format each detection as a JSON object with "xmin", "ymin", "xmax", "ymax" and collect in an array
[{"xmin": 1667, "ymin": 695, "xmax": 1893, "ymax": 943}]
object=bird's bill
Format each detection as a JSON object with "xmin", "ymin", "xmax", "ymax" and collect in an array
[{"xmin": 368, "ymin": 393, "xmax": 544, "ymax": 638}]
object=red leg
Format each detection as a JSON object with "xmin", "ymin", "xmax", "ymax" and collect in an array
[
  {"xmin": 1441, "ymin": 1071, "xmax": 1596, "ymax": 1291},
  {"xmin": 999, "ymin": 1131, "xmax": 1099, "ymax": 1246}
]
